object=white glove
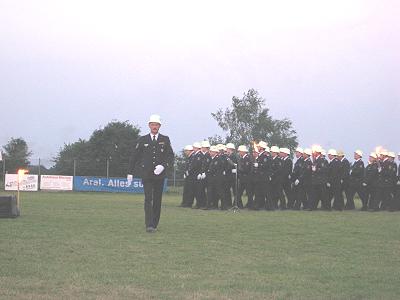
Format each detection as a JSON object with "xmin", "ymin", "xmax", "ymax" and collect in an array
[
  {"xmin": 197, "ymin": 174, "xmax": 202, "ymax": 180},
  {"xmin": 326, "ymin": 183, "xmax": 331, "ymax": 188},
  {"xmin": 201, "ymin": 173, "xmax": 206, "ymax": 180},
  {"xmin": 127, "ymin": 174, "xmax": 133, "ymax": 182},
  {"xmin": 185, "ymin": 171, "xmax": 189, "ymax": 177},
  {"xmin": 254, "ymin": 163, "xmax": 258, "ymax": 168},
  {"xmin": 183, "ymin": 174, "xmax": 186, "ymax": 179},
  {"xmin": 340, "ymin": 179, "xmax": 343, "ymax": 184},
  {"xmin": 312, "ymin": 166, "xmax": 316, "ymax": 172},
  {"xmin": 223, "ymin": 171, "xmax": 226, "ymax": 175},
  {"xmin": 232, "ymin": 169, "xmax": 237, "ymax": 174},
  {"xmin": 288, "ymin": 175, "xmax": 291, "ymax": 180},
  {"xmin": 295, "ymin": 179, "xmax": 299, "ymax": 186},
  {"xmin": 378, "ymin": 167, "xmax": 382, "ymax": 173},
  {"xmin": 397, "ymin": 181, "xmax": 400, "ymax": 186},
  {"xmin": 362, "ymin": 183, "xmax": 367, "ymax": 187},
  {"xmin": 154, "ymin": 165, "xmax": 165, "ymax": 175}
]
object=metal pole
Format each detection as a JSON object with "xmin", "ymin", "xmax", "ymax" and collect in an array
[
  {"xmin": 106, "ymin": 159, "xmax": 109, "ymax": 178},
  {"xmin": 2, "ymin": 158, "xmax": 5, "ymax": 190},
  {"xmin": 38, "ymin": 158, "xmax": 41, "ymax": 177},
  {"xmin": 173, "ymin": 162, "xmax": 176, "ymax": 188},
  {"xmin": 73, "ymin": 159, "xmax": 76, "ymax": 177}
]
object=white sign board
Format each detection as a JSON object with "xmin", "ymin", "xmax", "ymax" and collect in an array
[
  {"xmin": 5, "ymin": 174, "xmax": 39, "ymax": 191},
  {"xmin": 40, "ymin": 175, "xmax": 73, "ymax": 191}
]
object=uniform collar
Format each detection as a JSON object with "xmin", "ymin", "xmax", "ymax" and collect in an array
[{"xmin": 149, "ymin": 133, "xmax": 159, "ymax": 141}]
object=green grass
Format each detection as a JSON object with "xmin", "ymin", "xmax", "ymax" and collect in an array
[{"xmin": 0, "ymin": 191, "xmax": 399, "ymax": 299}]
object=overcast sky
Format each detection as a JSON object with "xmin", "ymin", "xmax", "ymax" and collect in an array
[{"xmin": 1, "ymin": 0, "xmax": 399, "ymax": 165}]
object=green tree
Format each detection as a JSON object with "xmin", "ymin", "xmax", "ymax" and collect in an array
[
  {"xmin": 2, "ymin": 137, "xmax": 32, "ymax": 173},
  {"xmin": 52, "ymin": 139, "xmax": 91, "ymax": 175},
  {"xmin": 211, "ymin": 89, "xmax": 298, "ymax": 151},
  {"xmin": 52, "ymin": 121, "xmax": 140, "ymax": 177}
]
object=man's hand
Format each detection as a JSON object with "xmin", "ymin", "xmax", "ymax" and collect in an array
[
  {"xmin": 201, "ymin": 173, "xmax": 206, "ymax": 180},
  {"xmin": 154, "ymin": 165, "xmax": 165, "ymax": 175},
  {"xmin": 232, "ymin": 169, "xmax": 237, "ymax": 174},
  {"xmin": 254, "ymin": 163, "xmax": 258, "ymax": 168},
  {"xmin": 326, "ymin": 182, "xmax": 331, "ymax": 188},
  {"xmin": 197, "ymin": 174, "xmax": 202, "ymax": 180},
  {"xmin": 294, "ymin": 179, "xmax": 300, "ymax": 186},
  {"xmin": 362, "ymin": 183, "xmax": 367, "ymax": 187},
  {"xmin": 127, "ymin": 174, "xmax": 133, "ymax": 182}
]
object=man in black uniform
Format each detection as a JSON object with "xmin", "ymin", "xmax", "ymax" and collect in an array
[
  {"xmin": 200, "ymin": 140, "xmax": 212, "ymax": 209},
  {"xmin": 237, "ymin": 145, "xmax": 254, "ymax": 209},
  {"xmin": 253, "ymin": 141, "xmax": 272, "ymax": 210},
  {"xmin": 181, "ymin": 145, "xmax": 195, "ymax": 208},
  {"xmin": 270, "ymin": 146, "xmax": 283, "ymax": 210},
  {"xmin": 326, "ymin": 149, "xmax": 343, "ymax": 210},
  {"xmin": 337, "ymin": 150, "xmax": 351, "ymax": 210},
  {"xmin": 387, "ymin": 152, "xmax": 398, "ymax": 211},
  {"xmin": 279, "ymin": 147, "xmax": 293, "ymax": 210},
  {"xmin": 225, "ymin": 143, "xmax": 238, "ymax": 208},
  {"xmin": 347, "ymin": 150, "xmax": 368, "ymax": 210},
  {"xmin": 376, "ymin": 151, "xmax": 393, "ymax": 211},
  {"xmin": 396, "ymin": 152, "xmax": 400, "ymax": 210},
  {"xmin": 311, "ymin": 146, "xmax": 329, "ymax": 210},
  {"xmin": 364, "ymin": 152, "xmax": 379, "ymax": 211},
  {"xmin": 128, "ymin": 114, "xmax": 174, "ymax": 233},
  {"xmin": 192, "ymin": 142, "xmax": 205, "ymax": 209},
  {"xmin": 295, "ymin": 148, "xmax": 313, "ymax": 210},
  {"xmin": 207, "ymin": 145, "xmax": 229, "ymax": 210},
  {"xmin": 290, "ymin": 147, "xmax": 304, "ymax": 209}
]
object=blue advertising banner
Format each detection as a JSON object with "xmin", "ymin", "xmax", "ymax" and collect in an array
[{"xmin": 73, "ymin": 176, "xmax": 168, "ymax": 193}]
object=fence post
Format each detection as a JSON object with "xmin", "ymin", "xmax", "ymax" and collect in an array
[
  {"xmin": 106, "ymin": 159, "xmax": 109, "ymax": 178},
  {"xmin": 73, "ymin": 159, "xmax": 76, "ymax": 177}
]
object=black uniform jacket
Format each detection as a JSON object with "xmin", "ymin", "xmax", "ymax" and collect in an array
[
  {"xmin": 349, "ymin": 159, "xmax": 365, "ymax": 187},
  {"xmin": 129, "ymin": 133, "xmax": 174, "ymax": 180},
  {"xmin": 328, "ymin": 158, "xmax": 342, "ymax": 185}
]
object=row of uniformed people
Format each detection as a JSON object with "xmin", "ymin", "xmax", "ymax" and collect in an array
[{"xmin": 180, "ymin": 141, "xmax": 400, "ymax": 211}]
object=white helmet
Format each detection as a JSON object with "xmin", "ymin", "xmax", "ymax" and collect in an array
[
  {"xmin": 258, "ymin": 141, "xmax": 268, "ymax": 150},
  {"xmin": 295, "ymin": 147, "xmax": 304, "ymax": 154},
  {"xmin": 304, "ymin": 148, "xmax": 312, "ymax": 156},
  {"xmin": 226, "ymin": 143, "xmax": 235, "ymax": 149},
  {"xmin": 210, "ymin": 146, "xmax": 219, "ymax": 152},
  {"xmin": 328, "ymin": 149, "xmax": 337, "ymax": 156},
  {"xmin": 148, "ymin": 114, "xmax": 162, "ymax": 124},
  {"xmin": 184, "ymin": 145, "xmax": 193, "ymax": 151},
  {"xmin": 354, "ymin": 150, "xmax": 363, "ymax": 157},
  {"xmin": 238, "ymin": 145, "xmax": 248, "ymax": 152},
  {"xmin": 193, "ymin": 142, "xmax": 201, "ymax": 149},
  {"xmin": 270, "ymin": 146, "xmax": 280, "ymax": 153},
  {"xmin": 280, "ymin": 148, "xmax": 290, "ymax": 155},
  {"xmin": 201, "ymin": 140, "xmax": 210, "ymax": 148}
]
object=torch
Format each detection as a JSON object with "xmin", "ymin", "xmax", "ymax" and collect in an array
[{"xmin": 17, "ymin": 169, "xmax": 28, "ymax": 211}]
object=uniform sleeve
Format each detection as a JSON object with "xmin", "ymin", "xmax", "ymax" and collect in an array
[
  {"xmin": 128, "ymin": 137, "xmax": 143, "ymax": 174},
  {"xmin": 164, "ymin": 136, "xmax": 174, "ymax": 168}
]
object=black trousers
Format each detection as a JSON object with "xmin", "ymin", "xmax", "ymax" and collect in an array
[
  {"xmin": 208, "ymin": 178, "xmax": 226, "ymax": 209},
  {"xmin": 238, "ymin": 179, "xmax": 254, "ymax": 208},
  {"xmin": 143, "ymin": 178, "xmax": 164, "ymax": 228},
  {"xmin": 254, "ymin": 180, "xmax": 268, "ymax": 209},
  {"xmin": 182, "ymin": 177, "xmax": 195, "ymax": 207},
  {"xmin": 311, "ymin": 184, "xmax": 330, "ymax": 210},
  {"xmin": 346, "ymin": 184, "xmax": 367, "ymax": 209},
  {"xmin": 294, "ymin": 185, "xmax": 312, "ymax": 210},
  {"xmin": 194, "ymin": 179, "xmax": 207, "ymax": 208},
  {"xmin": 329, "ymin": 183, "xmax": 344, "ymax": 210}
]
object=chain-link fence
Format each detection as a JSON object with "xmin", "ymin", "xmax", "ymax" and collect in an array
[{"xmin": 0, "ymin": 158, "xmax": 185, "ymax": 191}]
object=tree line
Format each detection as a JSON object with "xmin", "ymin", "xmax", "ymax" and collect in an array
[{"xmin": 1, "ymin": 89, "xmax": 298, "ymax": 178}]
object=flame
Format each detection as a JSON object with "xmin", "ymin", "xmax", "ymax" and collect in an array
[{"xmin": 17, "ymin": 169, "xmax": 29, "ymax": 183}]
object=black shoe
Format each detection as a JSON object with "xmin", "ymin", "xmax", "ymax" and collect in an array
[{"xmin": 146, "ymin": 227, "xmax": 156, "ymax": 233}]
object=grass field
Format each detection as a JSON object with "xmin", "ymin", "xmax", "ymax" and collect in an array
[{"xmin": 1, "ymin": 191, "xmax": 399, "ymax": 300}]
